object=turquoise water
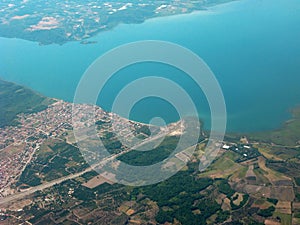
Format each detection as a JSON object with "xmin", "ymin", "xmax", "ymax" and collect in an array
[{"xmin": 1, "ymin": 0, "xmax": 300, "ymax": 132}]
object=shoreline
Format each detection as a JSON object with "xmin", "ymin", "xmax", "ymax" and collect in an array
[
  {"xmin": 1, "ymin": 77, "xmax": 299, "ymax": 138},
  {"xmin": 0, "ymin": 0, "xmax": 242, "ymax": 46},
  {"xmin": 1, "ymin": 0, "xmax": 299, "ymax": 134},
  {"xmin": 82, "ymin": 0, "xmax": 243, "ymax": 44}
]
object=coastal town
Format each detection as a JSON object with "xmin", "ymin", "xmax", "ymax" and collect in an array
[
  {"xmin": 1, "ymin": 0, "xmax": 300, "ymax": 223},
  {"xmin": 0, "ymin": 96, "xmax": 264, "ymax": 202},
  {"xmin": 0, "ymin": 83, "xmax": 300, "ymax": 224},
  {"xmin": 0, "ymin": 100, "xmax": 154, "ymax": 199}
]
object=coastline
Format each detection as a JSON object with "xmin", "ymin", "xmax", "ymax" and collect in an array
[
  {"xmin": 224, "ymin": 106, "xmax": 300, "ymax": 146},
  {"xmin": 83, "ymin": 0, "xmax": 243, "ymax": 44},
  {"xmin": 1, "ymin": 0, "xmax": 300, "ymax": 133},
  {"xmin": 1, "ymin": 78, "xmax": 299, "ymax": 145},
  {"xmin": 0, "ymin": 0, "xmax": 241, "ymax": 46}
]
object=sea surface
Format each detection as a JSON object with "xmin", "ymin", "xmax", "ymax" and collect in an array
[{"xmin": 1, "ymin": 0, "xmax": 300, "ymax": 132}]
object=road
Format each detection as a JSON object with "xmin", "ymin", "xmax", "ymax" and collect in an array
[{"xmin": 0, "ymin": 123, "xmax": 182, "ymax": 206}]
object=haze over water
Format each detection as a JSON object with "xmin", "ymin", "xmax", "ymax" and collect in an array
[{"xmin": 1, "ymin": 0, "xmax": 300, "ymax": 132}]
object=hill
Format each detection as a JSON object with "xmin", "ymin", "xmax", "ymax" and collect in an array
[{"xmin": 0, "ymin": 79, "xmax": 52, "ymax": 128}]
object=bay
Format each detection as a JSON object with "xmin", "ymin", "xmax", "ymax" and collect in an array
[{"xmin": 0, "ymin": 0, "xmax": 300, "ymax": 132}]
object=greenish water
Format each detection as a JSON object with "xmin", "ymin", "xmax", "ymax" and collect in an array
[{"xmin": 0, "ymin": 0, "xmax": 300, "ymax": 132}]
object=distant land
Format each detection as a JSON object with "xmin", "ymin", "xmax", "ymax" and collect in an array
[
  {"xmin": 0, "ymin": 0, "xmax": 236, "ymax": 45},
  {"xmin": 1, "ymin": 79, "xmax": 300, "ymax": 224}
]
